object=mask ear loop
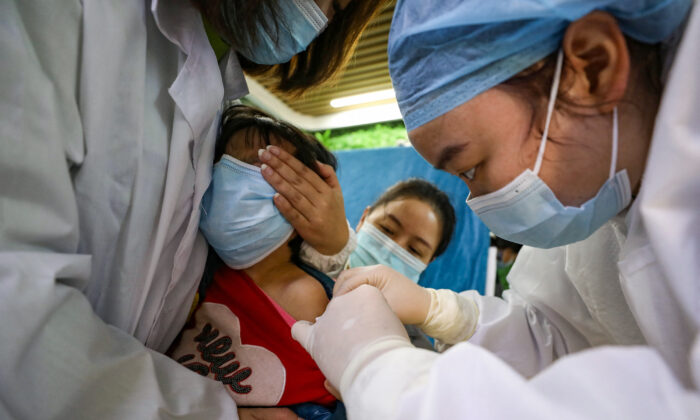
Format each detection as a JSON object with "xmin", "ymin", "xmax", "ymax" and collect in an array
[
  {"xmin": 534, "ymin": 50, "xmax": 620, "ymax": 179},
  {"xmin": 609, "ymin": 107, "xmax": 619, "ymax": 179},
  {"xmin": 533, "ymin": 49, "xmax": 565, "ymax": 176}
]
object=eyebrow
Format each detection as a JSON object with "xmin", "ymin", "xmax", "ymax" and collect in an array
[
  {"xmin": 387, "ymin": 214, "xmax": 433, "ymax": 249},
  {"xmin": 434, "ymin": 144, "xmax": 466, "ymax": 171},
  {"xmin": 387, "ymin": 214, "xmax": 403, "ymax": 229}
]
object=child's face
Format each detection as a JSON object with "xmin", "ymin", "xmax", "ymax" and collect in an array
[{"xmin": 225, "ymin": 129, "xmax": 296, "ymax": 167}]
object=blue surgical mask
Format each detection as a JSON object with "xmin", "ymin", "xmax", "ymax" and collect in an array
[
  {"xmin": 234, "ymin": 0, "xmax": 328, "ymax": 65},
  {"xmin": 199, "ymin": 155, "xmax": 294, "ymax": 269},
  {"xmin": 349, "ymin": 223, "xmax": 428, "ymax": 283},
  {"xmin": 466, "ymin": 50, "xmax": 632, "ymax": 249}
]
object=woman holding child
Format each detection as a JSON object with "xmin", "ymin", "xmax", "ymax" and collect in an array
[{"xmin": 0, "ymin": 1, "xmax": 389, "ymax": 419}]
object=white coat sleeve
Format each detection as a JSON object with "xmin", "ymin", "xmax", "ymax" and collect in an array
[
  {"xmin": 468, "ymin": 226, "xmax": 647, "ymax": 376},
  {"xmin": 0, "ymin": 3, "xmax": 238, "ymax": 419},
  {"xmin": 299, "ymin": 221, "xmax": 357, "ymax": 278},
  {"xmin": 423, "ymin": 289, "xmax": 578, "ymax": 378},
  {"xmin": 342, "ymin": 339, "xmax": 700, "ymax": 420},
  {"xmin": 428, "ymin": 245, "xmax": 599, "ymax": 378},
  {"xmin": 448, "ymin": 288, "xmax": 587, "ymax": 378}
]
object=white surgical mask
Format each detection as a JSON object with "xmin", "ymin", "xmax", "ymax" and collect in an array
[
  {"xmin": 466, "ymin": 50, "xmax": 632, "ymax": 249},
  {"xmin": 349, "ymin": 223, "xmax": 428, "ymax": 283},
  {"xmin": 199, "ymin": 155, "xmax": 294, "ymax": 269}
]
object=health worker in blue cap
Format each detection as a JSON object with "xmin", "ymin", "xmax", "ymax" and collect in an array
[
  {"xmin": 290, "ymin": 0, "xmax": 700, "ymax": 418},
  {"xmin": 0, "ymin": 1, "xmax": 393, "ymax": 419}
]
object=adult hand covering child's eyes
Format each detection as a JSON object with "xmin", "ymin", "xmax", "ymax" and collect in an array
[
  {"xmin": 258, "ymin": 145, "xmax": 349, "ymax": 255},
  {"xmin": 291, "ymin": 285, "xmax": 412, "ymax": 394}
]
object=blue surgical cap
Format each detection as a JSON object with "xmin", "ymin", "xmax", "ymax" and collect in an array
[{"xmin": 388, "ymin": 0, "xmax": 692, "ymax": 131}]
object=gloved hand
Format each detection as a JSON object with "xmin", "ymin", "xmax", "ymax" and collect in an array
[
  {"xmin": 258, "ymin": 145, "xmax": 349, "ymax": 255},
  {"xmin": 335, "ymin": 265, "xmax": 480, "ymax": 345},
  {"xmin": 291, "ymin": 285, "xmax": 413, "ymax": 393},
  {"xmin": 334, "ymin": 265, "xmax": 432, "ymax": 325}
]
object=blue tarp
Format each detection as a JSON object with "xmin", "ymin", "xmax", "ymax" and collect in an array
[{"xmin": 334, "ymin": 147, "xmax": 489, "ymax": 294}]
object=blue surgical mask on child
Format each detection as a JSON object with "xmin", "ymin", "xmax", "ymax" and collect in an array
[
  {"xmin": 349, "ymin": 223, "xmax": 428, "ymax": 283},
  {"xmin": 235, "ymin": 0, "xmax": 328, "ymax": 65},
  {"xmin": 199, "ymin": 155, "xmax": 294, "ymax": 269},
  {"xmin": 466, "ymin": 50, "xmax": 631, "ymax": 249}
]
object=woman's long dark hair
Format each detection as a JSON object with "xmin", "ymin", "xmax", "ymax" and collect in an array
[{"xmin": 193, "ymin": 0, "xmax": 390, "ymax": 95}]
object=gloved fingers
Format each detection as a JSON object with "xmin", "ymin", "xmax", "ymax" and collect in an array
[
  {"xmin": 333, "ymin": 266, "xmax": 374, "ymax": 296},
  {"xmin": 340, "ymin": 285, "xmax": 412, "ymax": 342},
  {"xmin": 290, "ymin": 285, "xmax": 412, "ymax": 387},
  {"xmin": 291, "ymin": 320, "xmax": 314, "ymax": 353},
  {"xmin": 336, "ymin": 266, "xmax": 432, "ymax": 325},
  {"xmin": 334, "ymin": 264, "xmax": 401, "ymax": 296}
]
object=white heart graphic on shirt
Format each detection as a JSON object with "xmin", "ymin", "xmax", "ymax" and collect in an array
[{"xmin": 171, "ymin": 302, "xmax": 286, "ymax": 406}]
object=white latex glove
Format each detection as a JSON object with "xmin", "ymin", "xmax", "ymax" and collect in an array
[
  {"xmin": 291, "ymin": 285, "xmax": 413, "ymax": 393},
  {"xmin": 335, "ymin": 265, "xmax": 480, "ymax": 345},
  {"xmin": 334, "ymin": 265, "xmax": 432, "ymax": 325}
]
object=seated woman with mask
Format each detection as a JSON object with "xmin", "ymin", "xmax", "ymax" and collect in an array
[
  {"xmin": 347, "ymin": 178, "xmax": 456, "ymax": 349},
  {"xmin": 350, "ymin": 179, "xmax": 455, "ymax": 282},
  {"xmin": 169, "ymin": 105, "xmax": 341, "ymax": 419}
]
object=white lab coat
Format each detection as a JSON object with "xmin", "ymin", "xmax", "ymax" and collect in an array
[
  {"xmin": 0, "ymin": 0, "xmax": 249, "ymax": 418},
  {"xmin": 341, "ymin": 4, "xmax": 700, "ymax": 419},
  {"xmin": 455, "ymin": 213, "xmax": 646, "ymax": 378}
]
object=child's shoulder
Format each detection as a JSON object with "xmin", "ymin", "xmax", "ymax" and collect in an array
[{"xmin": 278, "ymin": 270, "xmax": 330, "ymax": 323}]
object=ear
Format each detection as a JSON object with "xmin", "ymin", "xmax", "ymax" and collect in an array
[
  {"xmin": 562, "ymin": 11, "xmax": 630, "ymax": 113},
  {"xmin": 356, "ymin": 206, "xmax": 371, "ymax": 231}
]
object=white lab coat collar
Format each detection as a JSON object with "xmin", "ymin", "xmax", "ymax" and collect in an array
[
  {"xmin": 151, "ymin": 0, "xmax": 223, "ymax": 139},
  {"xmin": 220, "ymin": 49, "xmax": 250, "ymax": 105}
]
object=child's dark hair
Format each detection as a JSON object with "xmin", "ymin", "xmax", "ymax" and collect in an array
[
  {"xmin": 214, "ymin": 104, "xmax": 337, "ymax": 263},
  {"xmin": 369, "ymin": 179, "xmax": 456, "ymax": 259},
  {"xmin": 215, "ymin": 104, "xmax": 337, "ymax": 172}
]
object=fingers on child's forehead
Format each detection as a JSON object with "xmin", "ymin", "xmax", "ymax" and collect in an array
[
  {"xmin": 267, "ymin": 141, "xmax": 298, "ymax": 157},
  {"xmin": 264, "ymin": 141, "xmax": 299, "ymax": 162},
  {"xmin": 269, "ymin": 145, "xmax": 311, "ymax": 174}
]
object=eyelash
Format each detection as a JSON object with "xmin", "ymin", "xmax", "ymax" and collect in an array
[
  {"xmin": 459, "ymin": 167, "xmax": 476, "ymax": 181},
  {"xmin": 378, "ymin": 223, "xmax": 426, "ymax": 257},
  {"xmin": 409, "ymin": 247, "xmax": 423, "ymax": 257}
]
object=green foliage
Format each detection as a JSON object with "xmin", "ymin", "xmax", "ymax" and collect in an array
[
  {"xmin": 313, "ymin": 121, "xmax": 409, "ymax": 150},
  {"xmin": 202, "ymin": 16, "xmax": 229, "ymax": 61}
]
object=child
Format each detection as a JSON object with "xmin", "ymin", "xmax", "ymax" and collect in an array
[{"xmin": 169, "ymin": 105, "xmax": 341, "ymax": 419}]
